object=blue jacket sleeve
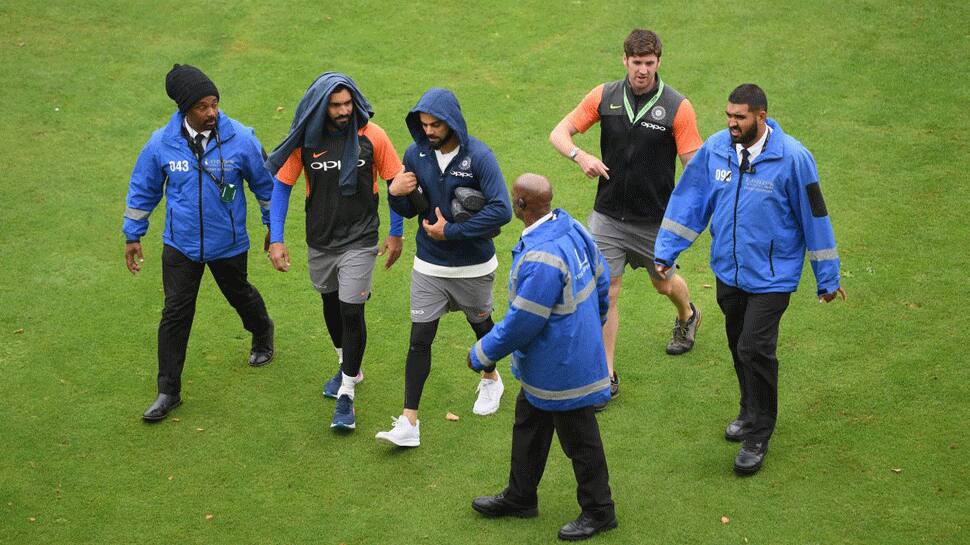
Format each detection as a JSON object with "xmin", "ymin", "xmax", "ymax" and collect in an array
[
  {"xmin": 790, "ymin": 148, "xmax": 841, "ymax": 295},
  {"xmin": 469, "ymin": 257, "xmax": 563, "ymax": 370},
  {"xmin": 240, "ymin": 129, "xmax": 274, "ymax": 225},
  {"xmin": 387, "ymin": 154, "xmax": 418, "ymax": 219},
  {"xmin": 123, "ymin": 139, "xmax": 164, "ymax": 240},
  {"xmin": 269, "ymin": 179, "xmax": 293, "ymax": 244},
  {"xmin": 655, "ymin": 144, "xmax": 715, "ymax": 267},
  {"xmin": 444, "ymin": 150, "xmax": 512, "ymax": 240}
]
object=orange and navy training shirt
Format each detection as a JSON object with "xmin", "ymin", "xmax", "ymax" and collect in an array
[{"xmin": 276, "ymin": 122, "xmax": 402, "ymax": 252}]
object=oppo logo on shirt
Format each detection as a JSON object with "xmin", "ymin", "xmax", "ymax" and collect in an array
[
  {"xmin": 639, "ymin": 121, "xmax": 667, "ymax": 132},
  {"xmin": 449, "ymin": 170, "xmax": 474, "ymax": 178},
  {"xmin": 310, "ymin": 159, "xmax": 366, "ymax": 171}
]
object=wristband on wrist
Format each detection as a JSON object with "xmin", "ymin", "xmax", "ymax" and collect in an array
[{"xmin": 568, "ymin": 147, "xmax": 580, "ymax": 161}]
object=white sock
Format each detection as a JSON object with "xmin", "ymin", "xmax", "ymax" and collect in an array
[
  {"xmin": 337, "ymin": 372, "xmax": 356, "ymax": 399},
  {"xmin": 335, "ymin": 347, "xmax": 344, "ymax": 364}
]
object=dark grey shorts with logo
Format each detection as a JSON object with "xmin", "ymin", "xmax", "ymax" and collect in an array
[
  {"xmin": 307, "ymin": 245, "xmax": 378, "ymax": 304},
  {"xmin": 409, "ymin": 269, "xmax": 494, "ymax": 324},
  {"xmin": 588, "ymin": 210, "xmax": 672, "ymax": 281}
]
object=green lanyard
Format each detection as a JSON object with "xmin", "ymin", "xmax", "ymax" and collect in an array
[{"xmin": 623, "ymin": 77, "xmax": 665, "ymax": 124}]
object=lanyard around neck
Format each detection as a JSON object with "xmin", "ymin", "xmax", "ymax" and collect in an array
[{"xmin": 623, "ymin": 77, "xmax": 665, "ymax": 125}]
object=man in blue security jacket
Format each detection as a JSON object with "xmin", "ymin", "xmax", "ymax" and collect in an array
[
  {"xmin": 123, "ymin": 64, "xmax": 276, "ymax": 422},
  {"xmin": 655, "ymin": 84, "xmax": 846, "ymax": 475},
  {"xmin": 468, "ymin": 174, "xmax": 617, "ymax": 541},
  {"xmin": 376, "ymin": 88, "xmax": 512, "ymax": 448}
]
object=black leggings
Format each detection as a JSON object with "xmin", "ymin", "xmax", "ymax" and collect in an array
[
  {"xmin": 321, "ymin": 292, "xmax": 367, "ymax": 377},
  {"xmin": 403, "ymin": 316, "xmax": 494, "ymax": 410}
]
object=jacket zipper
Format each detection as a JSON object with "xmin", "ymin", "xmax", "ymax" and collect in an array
[
  {"xmin": 768, "ymin": 240, "xmax": 775, "ymax": 276},
  {"xmin": 732, "ymin": 168, "xmax": 744, "ymax": 287},
  {"xmin": 197, "ymin": 152, "xmax": 205, "ymax": 261},
  {"xmin": 228, "ymin": 208, "xmax": 236, "ymax": 245}
]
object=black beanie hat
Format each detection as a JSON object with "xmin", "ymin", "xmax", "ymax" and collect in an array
[{"xmin": 165, "ymin": 64, "xmax": 219, "ymax": 113}]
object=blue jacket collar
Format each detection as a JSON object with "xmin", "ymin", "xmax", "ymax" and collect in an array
[{"xmin": 516, "ymin": 209, "xmax": 572, "ymax": 251}]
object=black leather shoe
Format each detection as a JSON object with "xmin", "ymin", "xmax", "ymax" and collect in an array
[
  {"xmin": 724, "ymin": 419, "xmax": 753, "ymax": 442},
  {"xmin": 733, "ymin": 440, "xmax": 768, "ymax": 475},
  {"xmin": 471, "ymin": 491, "xmax": 538, "ymax": 518},
  {"xmin": 142, "ymin": 393, "xmax": 182, "ymax": 422},
  {"xmin": 249, "ymin": 320, "xmax": 275, "ymax": 367},
  {"xmin": 558, "ymin": 513, "xmax": 618, "ymax": 541}
]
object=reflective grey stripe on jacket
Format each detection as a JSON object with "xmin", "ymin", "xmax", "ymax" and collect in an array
[
  {"xmin": 509, "ymin": 250, "xmax": 605, "ymax": 317},
  {"xmin": 520, "ymin": 375, "xmax": 611, "ymax": 401},
  {"xmin": 661, "ymin": 218, "xmax": 700, "ymax": 242},
  {"xmin": 807, "ymin": 248, "xmax": 838, "ymax": 261},
  {"xmin": 125, "ymin": 207, "xmax": 151, "ymax": 221}
]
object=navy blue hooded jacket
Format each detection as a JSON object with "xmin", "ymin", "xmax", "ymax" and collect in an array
[{"xmin": 388, "ymin": 88, "xmax": 512, "ymax": 269}]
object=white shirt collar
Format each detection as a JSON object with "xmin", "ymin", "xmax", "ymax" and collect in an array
[
  {"xmin": 183, "ymin": 118, "xmax": 212, "ymax": 142},
  {"xmin": 522, "ymin": 211, "xmax": 555, "ymax": 236},
  {"xmin": 736, "ymin": 124, "xmax": 772, "ymax": 163}
]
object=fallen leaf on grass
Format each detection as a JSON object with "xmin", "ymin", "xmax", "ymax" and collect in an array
[
  {"xmin": 905, "ymin": 302, "xmax": 921, "ymax": 309},
  {"xmin": 168, "ymin": 475, "xmax": 174, "ymax": 481},
  {"xmin": 720, "ymin": 515, "xmax": 730, "ymax": 524},
  {"xmin": 14, "ymin": 328, "xmax": 24, "ymax": 334},
  {"xmin": 205, "ymin": 513, "xmax": 214, "ymax": 521},
  {"xmin": 195, "ymin": 428, "xmax": 205, "ymax": 432},
  {"xmin": 172, "ymin": 417, "xmax": 180, "ymax": 422},
  {"xmin": 446, "ymin": 412, "xmax": 460, "ymax": 421},
  {"xmin": 703, "ymin": 284, "xmax": 712, "ymax": 289},
  {"xmin": 891, "ymin": 468, "xmax": 902, "ymax": 474},
  {"xmin": 275, "ymin": 106, "xmax": 284, "ymax": 112},
  {"xmin": 28, "ymin": 517, "xmax": 36, "ymax": 523}
]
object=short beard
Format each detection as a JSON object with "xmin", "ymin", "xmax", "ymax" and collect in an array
[
  {"xmin": 731, "ymin": 125, "xmax": 758, "ymax": 146},
  {"xmin": 429, "ymin": 127, "xmax": 453, "ymax": 150}
]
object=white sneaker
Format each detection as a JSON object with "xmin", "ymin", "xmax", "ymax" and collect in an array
[
  {"xmin": 473, "ymin": 372, "xmax": 504, "ymax": 415},
  {"xmin": 375, "ymin": 415, "xmax": 420, "ymax": 447}
]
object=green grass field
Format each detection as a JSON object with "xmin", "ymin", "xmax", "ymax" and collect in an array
[{"xmin": 2, "ymin": 1, "xmax": 968, "ymax": 543}]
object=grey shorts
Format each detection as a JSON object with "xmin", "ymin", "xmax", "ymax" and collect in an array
[
  {"xmin": 588, "ymin": 210, "xmax": 672, "ymax": 281},
  {"xmin": 410, "ymin": 269, "xmax": 495, "ymax": 324},
  {"xmin": 307, "ymin": 245, "xmax": 378, "ymax": 304}
]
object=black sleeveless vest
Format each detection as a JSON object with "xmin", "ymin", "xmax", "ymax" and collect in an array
[{"xmin": 595, "ymin": 78, "xmax": 686, "ymax": 223}]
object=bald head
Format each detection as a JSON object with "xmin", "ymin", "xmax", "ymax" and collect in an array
[{"xmin": 512, "ymin": 173, "xmax": 553, "ymax": 226}]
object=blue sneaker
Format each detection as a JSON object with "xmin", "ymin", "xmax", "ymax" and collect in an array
[
  {"xmin": 331, "ymin": 395, "xmax": 356, "ymax": 430},
  {"xmin": 322, "ymin": 369, "xmax": 364, "ymax": 399}
]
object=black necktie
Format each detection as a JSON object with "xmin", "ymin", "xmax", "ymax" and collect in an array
[
  {"xmin": 740, "ymin": 148, "xmax": 751, "ymax": 174},
  {"xmin": 193, "ymin": 133, "xmax": 206, "ymax": 156}
]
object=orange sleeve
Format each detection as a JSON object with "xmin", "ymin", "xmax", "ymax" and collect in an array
[
  {"xmin": 362, "ymin": 123, "xmax": 403, "ymax": 181},
  {"xmin": 567, "ymin": 84, "xmax": 604, "ymax": 134},
  {"xmin": 275, "ymin": 148, "xmax": 303, "ymax": 186},
  {"xmin": 672, "ymin": 99, "xmax": 703, "ymax": 155}
]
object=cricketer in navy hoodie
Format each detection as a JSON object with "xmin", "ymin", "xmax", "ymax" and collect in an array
[{"xmin": 388, "ymin": 88, "xmax": 512, "ymax": 273}]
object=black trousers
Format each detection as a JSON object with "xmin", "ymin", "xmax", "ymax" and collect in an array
[
  {"xmin": 157, "ymin": 245, "xmax": 272, "ymax": 395},
  {"xmin": 505, "ymin": 390, "xmax": 615, "ymax": 521},
  {"xmin": 715, "ymin": 279, "xmax": 791, "ymax": 442}
]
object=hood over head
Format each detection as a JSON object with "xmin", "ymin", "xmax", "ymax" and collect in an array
[{"xmin": 405, "ymin": 88, "xmax": 469, "ymax": 150}]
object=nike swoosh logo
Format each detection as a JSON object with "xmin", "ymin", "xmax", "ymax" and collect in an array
[
  {"xmin": 609, "ymin": 104, "xmax": 622, "ymax": 110},
  {"xmin": 419, "ymin": 152, "xmax": 427, "ymax": 157},
  {"xmin": 312, "ymin": 151, "xmax": 328, "ymax": 158}
]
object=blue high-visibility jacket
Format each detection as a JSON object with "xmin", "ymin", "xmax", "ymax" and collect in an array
[
  {"xmin": 123, "ymin": 111, "xmax": 274, "ymax": 262},
  {"xmin": 655, "ymin": 119, "xmax": 841, "ymax": 295},
  {"xmin": 469, "ymin": 210, "xmax": 611, "ymax": 411}
]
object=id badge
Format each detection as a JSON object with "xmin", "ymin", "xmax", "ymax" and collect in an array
[{"xmin": 220, "ymin": 183, "xmax": 237, "ymax": 203}]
